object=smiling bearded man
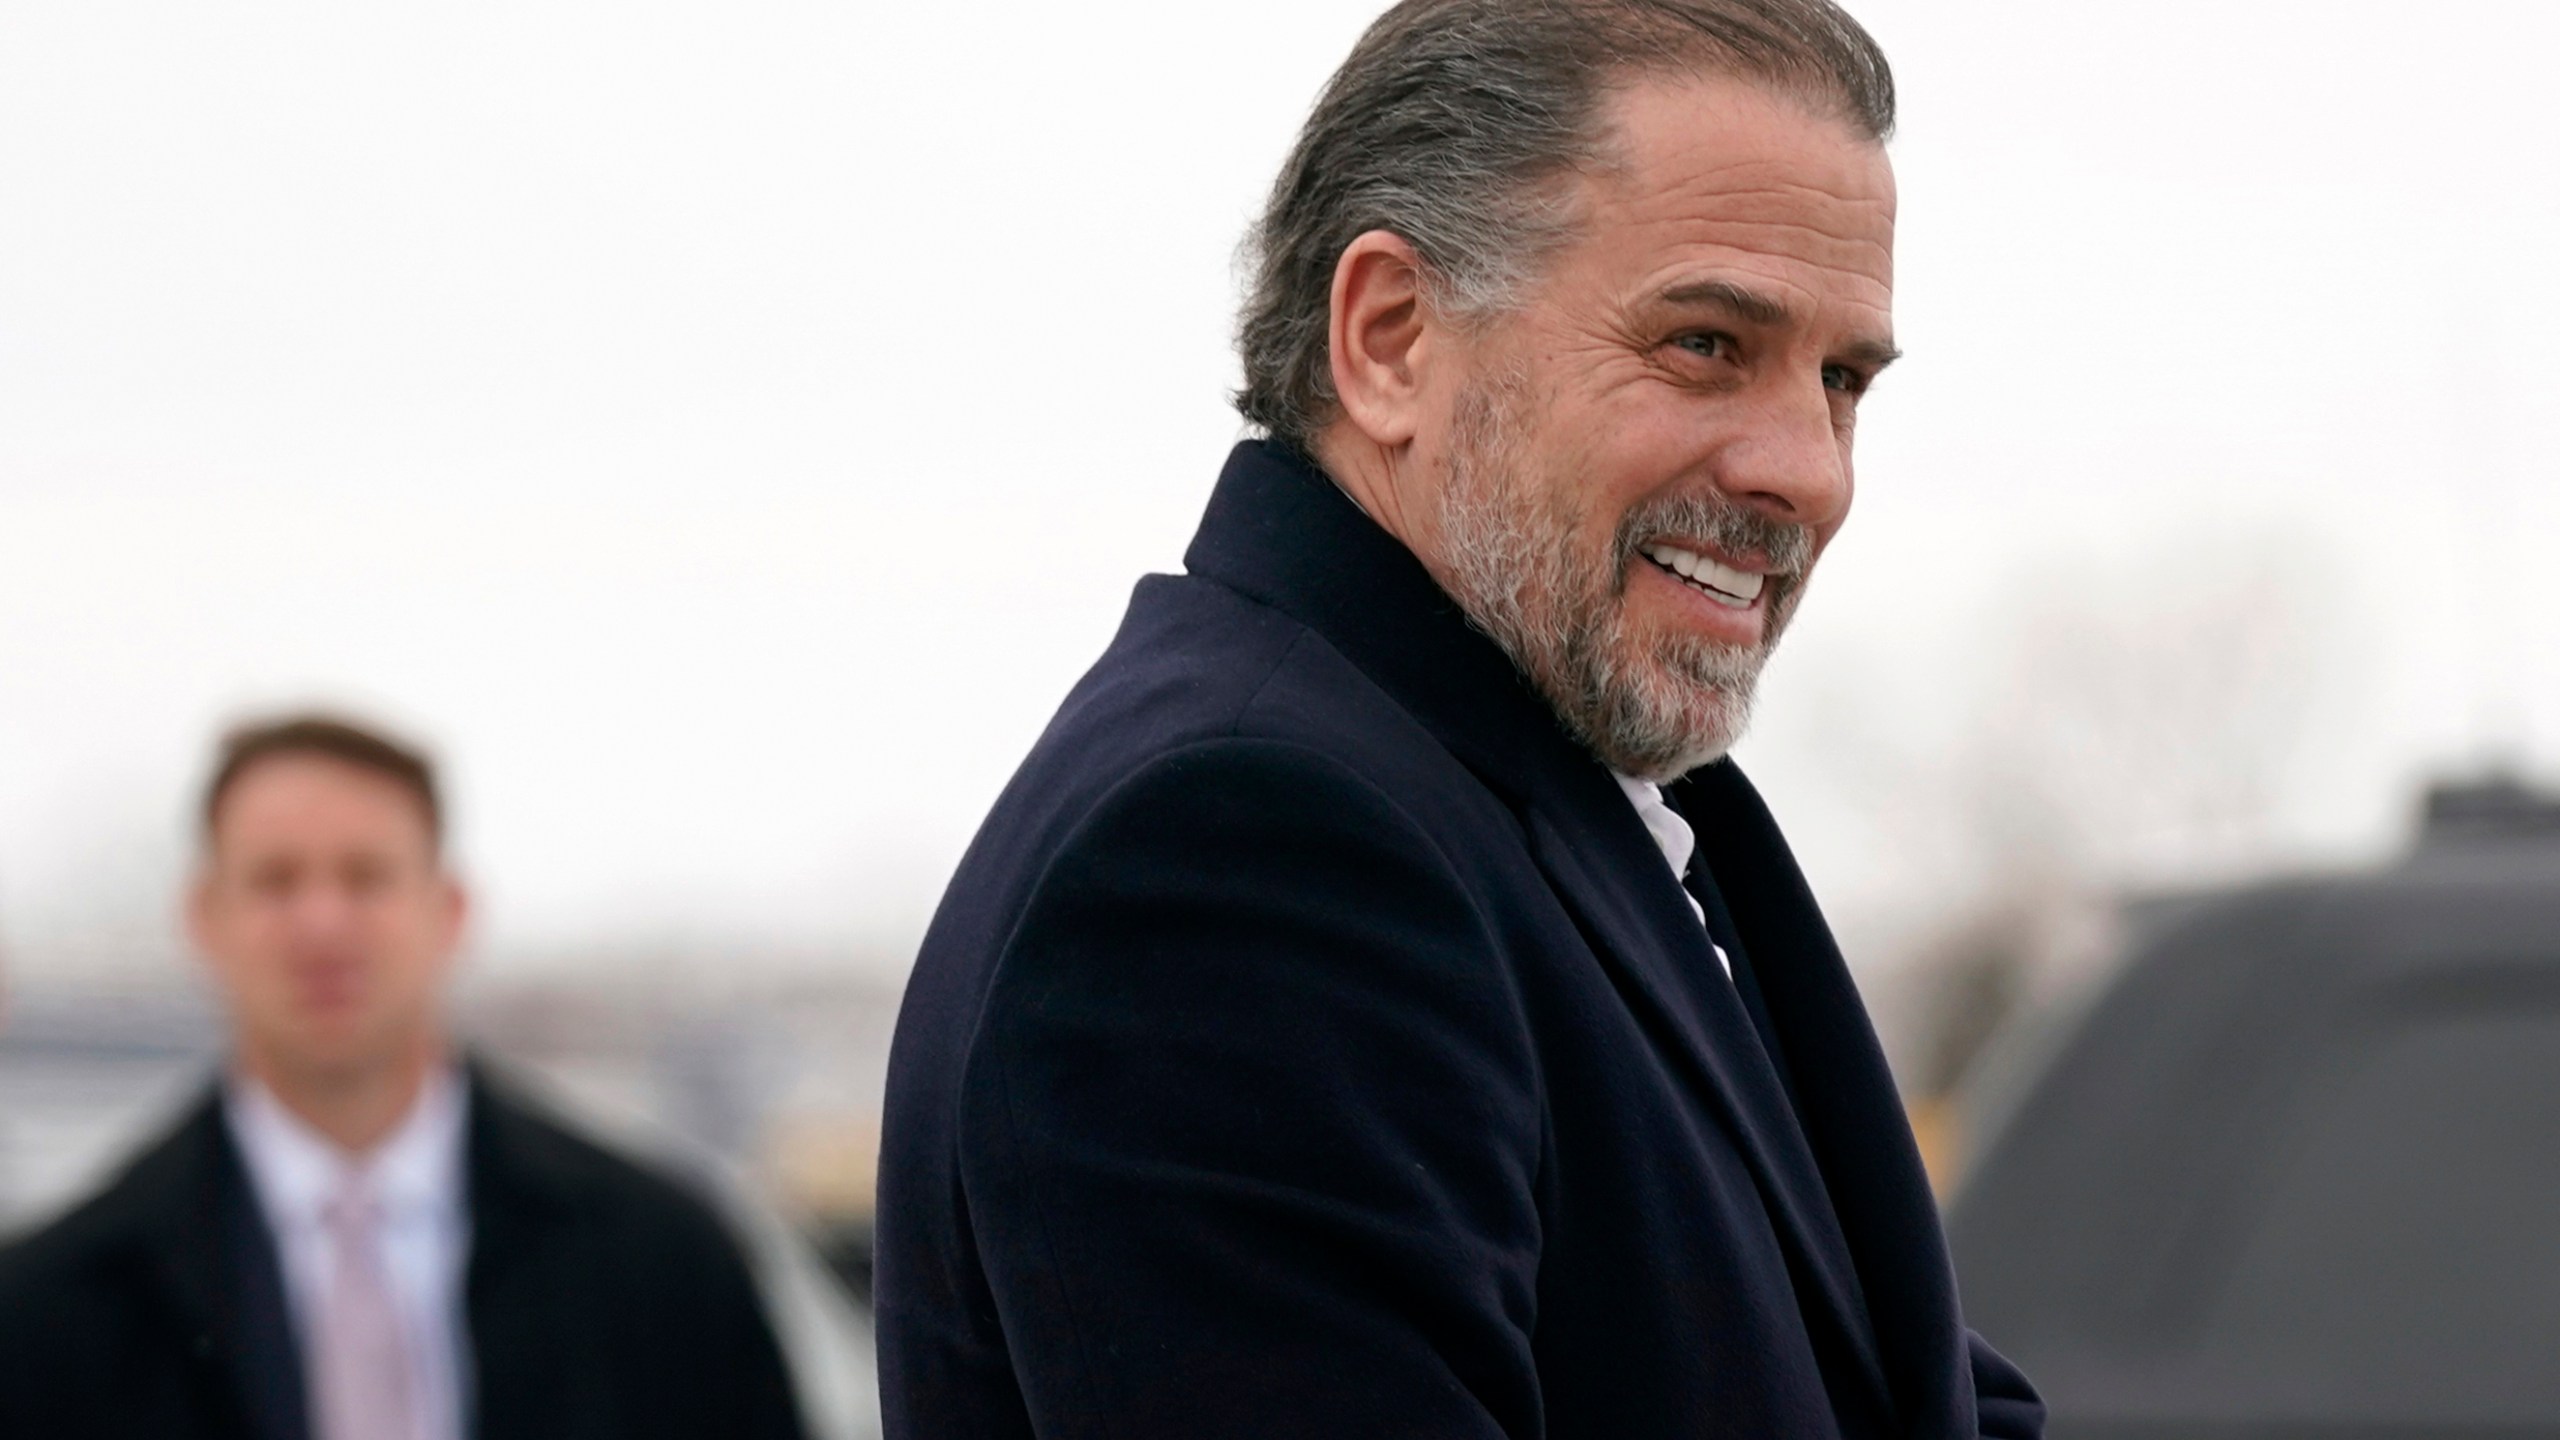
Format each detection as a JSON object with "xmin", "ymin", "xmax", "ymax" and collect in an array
[
  {"xmin": 875, "ymin": 2, "xmax": 2045, "ymax": 1438},
  {"xmin": 1437, "ymin": 365, "xmax": 1820, "ymax": 780}
]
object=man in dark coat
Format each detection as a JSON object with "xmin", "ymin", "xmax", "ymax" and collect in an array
[
  {"xmin": 876, "ymin": 1, "xmax": 2043, "ymax": 1437},
  {"xmin": 0, "ymin": 715, "xmax": 804, "ymax": 1440}
]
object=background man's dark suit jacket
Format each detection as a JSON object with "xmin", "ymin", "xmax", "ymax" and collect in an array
[
  {"xmin": 877, "ymin": 440, "xmax": 2043, "ymax": 1440},
  {"xmin": 0, "ymin": 1063, "xmax": 805, "ymax": 1440}
]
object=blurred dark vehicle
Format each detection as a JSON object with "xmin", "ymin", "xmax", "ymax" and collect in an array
[{"xmin": 1948, "ymin": 780, "xmax": 2560, "ymax": 1440}]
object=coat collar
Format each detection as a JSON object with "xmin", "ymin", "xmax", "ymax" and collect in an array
[
  {"xmin": 1181, "ymin": 439, "xmax": 1574, "ymax": 804},
  {"xmin": 1183, "ymin": 440, "xmax": 1908, "ymax": 1424},
  {"xmin": 460, "ymin": 1055, "xmax": 583, "ymax": 1224}
]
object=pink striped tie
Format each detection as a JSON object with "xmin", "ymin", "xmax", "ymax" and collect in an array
[{"xmin": 312, "ymin": 1179, "xmax": 423, "ymax": 1440}]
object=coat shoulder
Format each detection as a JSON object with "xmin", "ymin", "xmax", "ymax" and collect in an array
[
  {"xmin": 0, "ymin": 1179, "xmax": 137, "ymax": 1330},
  {"xmin": 1030, "ymin": 572, "xmax": 1478, "ymax": 824},
  {"xmin": 0, "ymin": 1098, "xmax": 217, "ymax": 1394},
  {"xmin": 0, "ymin": 1090, "xmax": 218, "ymax": 1293}
]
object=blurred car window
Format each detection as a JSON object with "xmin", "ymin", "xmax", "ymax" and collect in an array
[{"xmin": 2195, "ymin": 1006, "xmax": 2560, "ymax": 1417}]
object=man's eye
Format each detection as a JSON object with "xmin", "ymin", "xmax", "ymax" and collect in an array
[
  {"xmin": 1674, "ymin": 332, "xmax": 1735, "ymax": 362},
  {"xmin": 1822, "ymin": 363, "xmax": 1869, "ymax": 396}
]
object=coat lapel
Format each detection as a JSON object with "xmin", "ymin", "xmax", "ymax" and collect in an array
[
  {"xmin": 1184, "ymin": 441, "xmax": 1897, "ymax": 1423},
  {"xmin": 1518, "ymin": 765, "xmax": 1895, "ymax": 1423},
  {"xmin": 1677, "ymin": 763, "xmax": 1977, "ymax": 1440},
  {"xmin": 129, "ymin": 1087, "xmax": 309, "ymax": 1440}
]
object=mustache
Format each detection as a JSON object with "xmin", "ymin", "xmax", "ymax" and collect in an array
[{"xmin": 1609, "ymin": 491, "xmax": 1816, "ymax": 579}]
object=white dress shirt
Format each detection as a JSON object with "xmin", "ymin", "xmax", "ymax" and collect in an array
[
  {"xmin": 1613, "ymin": 772, "xmax": 1733, "ymax": 980},
  {"xmin": 225, "ymin": 1066, "xmax": 473, "ymax": 1440}
]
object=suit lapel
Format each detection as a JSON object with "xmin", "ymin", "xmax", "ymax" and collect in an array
[
  {"xmin": 129, "ymin": 1088, "xmax": 309, "ymax": 1440},
  {"xmin": 1518, "ymin": 765, "xmax": 1895, "ymax": 1423},
  {"xmin": 1677, "ymin": 763, "xmax": 1976, "ymax": 1440}
]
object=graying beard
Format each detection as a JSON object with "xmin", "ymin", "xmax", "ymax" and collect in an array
[{"xmin": 1435, "ymin": 380, "xmax": 1809, "ymax": 780}]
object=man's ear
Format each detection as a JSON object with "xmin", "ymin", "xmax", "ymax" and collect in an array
[
  {"xmin": 1326, "ymin": 230, "xmax": 1438, "ymax": 448},
  {"xmin": 436, "ymin": 871, "xmax": 470, "ymax": 953}
]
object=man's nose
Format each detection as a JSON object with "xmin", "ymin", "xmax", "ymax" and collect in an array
[
  {"xmin": 1714, "ymin": 377, "xmax": 1852, "ymax": 530},
  {"xmin": 286, "ymin": 881, "xmax": 363, "ymax": 936}
]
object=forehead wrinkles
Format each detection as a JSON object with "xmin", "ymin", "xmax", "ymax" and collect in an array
[{"xmin": 1609, "ymin": 168, "xmax": 1893, "ymax": 283}]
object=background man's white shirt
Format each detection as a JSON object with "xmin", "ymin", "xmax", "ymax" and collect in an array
[{"xmin": 226, "ymin": 1066, "xmax": 472, "ymax": 1440}]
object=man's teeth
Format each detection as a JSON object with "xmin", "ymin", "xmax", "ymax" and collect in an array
[{"xmin": 1641, "ymin": 544, "xmax": 1766, "ymax": 605}]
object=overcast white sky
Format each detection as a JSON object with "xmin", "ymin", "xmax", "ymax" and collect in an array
[{"xmin": 3, "ymin": 0, "xmax": 2554, "ymax": 982}]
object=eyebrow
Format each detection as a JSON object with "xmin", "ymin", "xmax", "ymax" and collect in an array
[
  {"xmin": 1659, "ymin": 278, "xmax": 1792, "ymax": 326},
  {"xmin": 1655, "ymin": 277, "xmax": 1903, "ymax": 370}
]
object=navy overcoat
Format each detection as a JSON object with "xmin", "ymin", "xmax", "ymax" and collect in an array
[{"xmin": 876, "ymin": 440, "xmax": 2042, "ymax": 1440}]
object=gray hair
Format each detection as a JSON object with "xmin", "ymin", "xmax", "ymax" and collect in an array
[{"xmin": 1234, "ymin": 0, "xmax": 1894, "ymax": 449}]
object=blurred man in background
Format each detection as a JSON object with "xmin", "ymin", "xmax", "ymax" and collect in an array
[
  {"xmin": 877, "ymin": 1, "xmax": 2039, "ymax": 1436},
  {"xmin": 0, "ymin": 714, "xmax": 806, "ymax": 1440}
]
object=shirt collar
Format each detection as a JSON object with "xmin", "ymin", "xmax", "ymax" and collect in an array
[
  {"xmin": 1613, "ymin": 771, "xmax": 1698, "ymax": 881},
  {"xmin": 224, "ymin": 1063, "xmax": 469, "ymax": 1227}
]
